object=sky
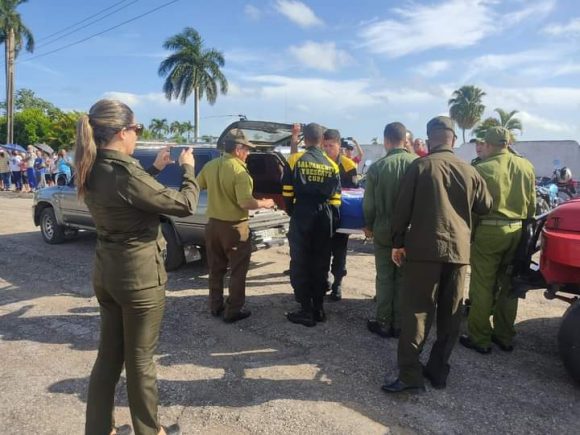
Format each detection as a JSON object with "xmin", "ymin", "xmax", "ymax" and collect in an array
[{"xmin": 7, "ymin": 0, "xmax": 580, "ymax": 143}]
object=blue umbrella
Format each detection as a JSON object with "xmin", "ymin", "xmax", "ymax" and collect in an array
[{"xmin": 1, "ymin": 143, "xmax": 27, "ymax": 153}]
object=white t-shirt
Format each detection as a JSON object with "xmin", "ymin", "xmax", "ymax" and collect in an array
[{"xmin": 9, "ymin": 155, "xmax": 22, "ymax": 172}]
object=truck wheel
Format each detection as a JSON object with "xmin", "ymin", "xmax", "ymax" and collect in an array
[
  {"xmin": 40, "ymin": 207, "xmax": 66, "ymax": 244},
  {"xmin": 161, "ymin": 222, "xmax": 184, "ymax": 271},
  {"xmin": 558, "ymin": 300, "xmax": 580, "ymax": 383}
]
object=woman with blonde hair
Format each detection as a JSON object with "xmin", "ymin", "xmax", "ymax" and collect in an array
[{"xmin": 75, "ymin": 99, "xmax": 199, "ymax": 435}]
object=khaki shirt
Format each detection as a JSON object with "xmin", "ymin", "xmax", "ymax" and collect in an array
[
  {"xmin": 392, "ymin": 147, "xmax": 492, "ymax": 264},
  {"xmin": 363, "ymin": 148, "xmax": 417, "ymax": 246},
  {"xmin": 84, "ymin": 149, "xmax": 199, "ymax": 290},
  {"xmin": 197, "ymin": 153, "xmax": 254, "ymax": 222},
  {"xmin": 474, "ymin": 149, "xmax": 536, "ymax": 220},
  {"xmin": 0, "ymin": 154, "xmax": 9, "ymax": 173}
]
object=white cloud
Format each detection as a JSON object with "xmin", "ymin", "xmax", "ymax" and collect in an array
[
  {"xmin": 288, "ymin": 41, "xmax": 351, "ymax": 72},
  {"xmin": 504, "ymin": 0, "xmax": 555, "ymax": 25},
  {"xmin": 358, "ymin": 0, "xmax": 555, "ymax": 58},
  {"xmin": 485, "ymin": 86, "xmax": 580, "ymax": 109},
  {"xmin": 518, "ymin": 111, "xmax": 574, "ymax": 133},
  {"xmin": 414, "ymin": 60, "xmax": 450, "ymax": 77},
  {"xmin": 244, "ymin": 74, "xmax": 377, "ymax": 110},
  {"xmin": 358, "ymin": 0, "xmax": 493, "ymax": 58},
  {"xmin": 102, "ymin": 91, "xmax": 176, "ymax": 107},
  {"xmin": 372, "ymin": 88, "xmax": 440, "ymax": 104},
  {"xmin": 275, "ymin": 0, "xmax": 323, "ymax": 28},
  {"xmin": 543, "ymin": 17, "xmax": 580, "ymax": 36},
  {"xmin": 244, "ymin": 4, "xmax": 262, "ymax": 21}
]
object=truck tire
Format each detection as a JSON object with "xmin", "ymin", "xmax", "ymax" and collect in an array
[
  {"xmin": 161, "ymin": 222, "xmax": 184, "ymax": 271},
  {"xmin": 558, "ymin": 300, "xmax": 580, "ymax": 383},
  {"xmin": 40, "ymin": 207, "xmax": 66, "ymax": 244}
]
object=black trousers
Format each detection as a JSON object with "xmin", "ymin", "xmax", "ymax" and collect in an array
[
  {"xmin": 398, "ymin": 261, "xmax": 467, "ymax": 387},
  {"xmin": 288, "ymin": 203, "xmax": 333, "ymax": 312},
  {"xmin": 330, "ymin": 232, "xmax": 349, "ymax": 284}
]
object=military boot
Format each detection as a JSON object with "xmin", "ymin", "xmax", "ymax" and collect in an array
[{"xmin": 329, "ymin": 281, "xmax": 342, "ymax": 301}]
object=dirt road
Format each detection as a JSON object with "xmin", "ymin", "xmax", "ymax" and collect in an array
[{"xmin": 0, "ymin": 193, "xmax": 578, "ymax": 434}]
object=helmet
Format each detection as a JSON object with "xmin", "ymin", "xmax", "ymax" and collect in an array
[{"xmin": 554, "ymin": 167, "xmax": 572, "ymax": 184}]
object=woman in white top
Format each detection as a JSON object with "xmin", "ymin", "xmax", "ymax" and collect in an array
[{"xmin": 9, "ymin": 151, "xmax": 23, "ymax": 191}]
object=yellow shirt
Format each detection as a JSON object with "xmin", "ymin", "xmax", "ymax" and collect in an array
[{"xmin": 197, "ymin": 153, "xmax": 254, "ymax": 221}]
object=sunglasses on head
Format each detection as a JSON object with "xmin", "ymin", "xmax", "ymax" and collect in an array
[{"xmin": 125, "ymin": 123, "xmax": 144, "ymax": 136}]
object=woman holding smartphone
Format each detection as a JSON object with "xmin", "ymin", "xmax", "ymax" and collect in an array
[{"xmin": 75, "ymin": 99, "xmax": 199, "ymax": 435}]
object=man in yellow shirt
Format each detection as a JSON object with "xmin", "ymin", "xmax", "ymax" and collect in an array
[{"xmin": 198, "ymin": 129, "xmax": 276, "ymax": 323}]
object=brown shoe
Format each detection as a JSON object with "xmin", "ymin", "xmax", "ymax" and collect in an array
[{"xmin": 224, "ymin": 310, "xmax": 252, "ymax": 323}]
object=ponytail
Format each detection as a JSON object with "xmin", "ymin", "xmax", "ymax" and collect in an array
[{"xmin": 74, "ymin": 114, "xmax": 97, "ymax": 198}]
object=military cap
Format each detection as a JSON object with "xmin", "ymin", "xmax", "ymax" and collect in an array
[
  {"xmin": 426, "ymin": 116, "xmax": 457, "ymax": 137},
  {"xmin": 225, "ymin": 128, "xmax": 256, "ymax": 149},
  {"xmin": 485, "ymin": 127, "xmax": 510, "ymax": 147}
]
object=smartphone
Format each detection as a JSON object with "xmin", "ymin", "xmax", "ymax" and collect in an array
[
  {"xmin": 346, "ymin": 137, "xmax": 353, "ymax": 140},
  {"xmin": 170, "ymin": 146, "xmax": 188, "ymax": 162}
]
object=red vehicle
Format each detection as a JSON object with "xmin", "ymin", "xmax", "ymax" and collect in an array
[{"xmin": 515, "ymin": 199, "xmax": 580, "ymax": 382}]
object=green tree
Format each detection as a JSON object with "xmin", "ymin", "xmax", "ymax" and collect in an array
[
  {"xmin": 371, "ymin": 137, "xmax": 378, "ymax": 145},
  {"xmin": 46, "ymin": 110, "xmax": 82, "ymax": 150},
  {"xmin": 448, "ymin": 85, "xmax": 486, "ymax": 143},
  {"xmin": 0, "ymin": 0, "xmax": 34, "ymax": 144},
  {"xmin": 149, "ymin": 118, "xmax": 168, "ymax": 139},
  {"xmin": 473, "ymin": 117, "xmax": 500, "ymax": 140},
  {"xmin": 12, "ymin": 108, "xmax": 51, "ymax": 145},
  {"xmin": 494, "ymin": 108, "xmax": 523, "ymax": 142},
  {"xmin": 181, "ymin": 120, "xmax": 193, "ymax": 142},
  {"xmin": 159, "ymin": 27, "xmax": 228, "ymax": 141}
]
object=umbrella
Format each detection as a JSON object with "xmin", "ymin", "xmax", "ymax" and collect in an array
[
  {"xmin": 1, "ymin": 143, "xmax": 26, "ymax": 153},
  {"xmin": 35, "ymin": 143, "xmax": 55, "ymax": 154}
]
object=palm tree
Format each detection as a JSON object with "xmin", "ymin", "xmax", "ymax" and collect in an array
[
  {"xmin": 169, "ymin": 120, "xmax": 181, "ymax": 138},
  {"xmin": 448, "ymin": 85, "xmax": 486, "ymax": 143},
  {"xmin": 494, "ymin": 108, "xmax": 523, "ymax": 142},
  {"xmin": 0, "ymin": 0, "xmax": 34, "ymax": 145},
  {"xmin": 473, "ymin": 117, "xmax": 500, "ymax": 140},
  {"xmin": 181, "ymin": 120, "xmax": 194, "ymax": 142},
  {"xmin": 159, "ymin": 27, "xmax": 228, "ymax": 141},
  {"xmin": 149, "ymin": 118, "xmax": 168, "ymax": 139}
]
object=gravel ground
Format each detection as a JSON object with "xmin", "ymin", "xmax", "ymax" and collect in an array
[{"xmin": 0, "ymin": 192, "xmax": 578, "ymax": 434}]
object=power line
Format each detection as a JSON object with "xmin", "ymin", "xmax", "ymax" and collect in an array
[
  {"xmin": 39, "ymin": 0, "xmax": 132, "ymax": 41},
  {"xmin": 20, "ymin": 0, "xmax": 179, "ymax": 63},
  {"xmin": 37, "ymin": 0, "xmax": 140, "ymax": 49}
]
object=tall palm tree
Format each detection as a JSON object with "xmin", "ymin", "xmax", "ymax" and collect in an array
[
  {"xmin": 149, "ymin": 118, "xmax": 168, "ymax": 139},
  {"xmin": 159, "ymin": 27, "xmax": 228, "ymax": 141},
  {"xmin": 169, "ymin": 120, "xmax": 182, "ymax": 138},
  {"xmin": 494, "ymin": 108, "xmax": 523, "ymax": 142},
  {"xmin": 448, "ymin": 85, "xmax": 486, "ymax": 143},
  {"xmin": 0, "ymin": 0, "xmax": 34, "ymax": 145}
]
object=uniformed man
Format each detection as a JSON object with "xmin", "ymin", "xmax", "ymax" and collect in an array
[
  {"xmin": 322, "ymin": 128, "xmax": 358, "ymax": 301},
  {"xmin": 198, "ymin": 129, "xmax": 276, "ymax": 323},
  {"xmin": 283, "ymin": 123, "xmax": 341, "ymax": 326},
  {"xmin": 460, "ymin": 127, "xmax": 536, "ymax": 354},
  {"xmin": 469, "ymin": 138, "xmax": 484, "ymax": 165},
  {"xmin": 383, "ymin": 116, "xmax": 492, "ymax": 393},
  {"xmin": 363, "ymin": 122, "xmax": 417, "ymax": 338}
]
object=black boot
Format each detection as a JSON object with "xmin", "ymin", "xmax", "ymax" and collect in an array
[
  {"xmin": 286, "ymin": 309, "xmax": 316, "ymax": 327},
  {"xmin": 329, "ymin": 282, "xmax": 342, "ymax": 301}
]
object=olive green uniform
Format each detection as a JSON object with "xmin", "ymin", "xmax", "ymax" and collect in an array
[
  {"xmin": 468, "ymin": 150, "xmax": 536, "ymax": 348},
  {"xmin": 391, "ymin": 146, "xmax": 492, "ymax": 387},
  {"xmin": 84, "ymin": 149, "xmax": 199, "ymax": 435},
  {"xmin": 363, "ymin": 148, "xmax": 417, "ymax": 330},
  {"xmin": 197, "ymin": 153, "xmax": 255, "ymax": 319}
]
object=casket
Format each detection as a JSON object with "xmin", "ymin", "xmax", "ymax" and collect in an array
[{"xmin": 338, "ymin": 188, "xmax": 365, "ymax": 233}]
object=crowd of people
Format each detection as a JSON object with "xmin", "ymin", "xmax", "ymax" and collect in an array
[
  {"xmin": 0, "ymin": 145, "xmax": 73, "ymax": 192},
  {"xmin": 66, "ymin": 98, "xmax": 536, "ymax": 435}
]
